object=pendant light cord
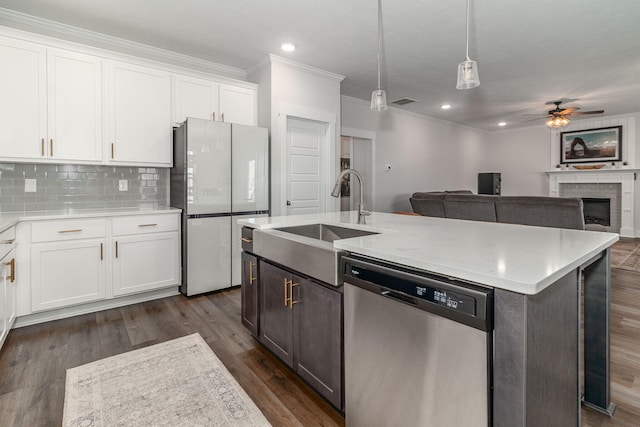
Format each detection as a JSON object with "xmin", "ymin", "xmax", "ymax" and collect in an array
[
  {"xmin": 377, "ymin": 0, "xmax": 382, "ymax": 90},
  {"xmin": 465, "ymin": 0, "xmax": 471, "ymax": 61}
]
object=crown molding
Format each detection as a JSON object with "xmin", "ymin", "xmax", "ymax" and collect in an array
[
  {"xmin": 247, "ymin": 53, "xmax": 345, "ymax": 83},
  {"xmin": 0, "ymin": 7, "xmax": 247, "ymax": 80}
]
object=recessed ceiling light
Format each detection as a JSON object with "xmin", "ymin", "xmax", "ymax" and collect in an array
[
  {"xmin": 281, "ymin": 42, "xmax": 296, "ymax": 52},
  {"xmin": 441, "ymin": 104, "xmax": 451, "ymax": 110},
  {"xmin": 498, "ymin": 122, "xmax": 507, "ymax": 127}
]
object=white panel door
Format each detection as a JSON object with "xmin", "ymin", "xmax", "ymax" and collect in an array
[
  {"xmin": 186, "ymin": 217, "xmax": 231, "ymax": 295},
  {"xmin": 31, "ymin": 239, "xmax": 106, "ymax": 312},
  {"xmin": 47, "ymin": 48, "xmax": 102, "ymax": 162},
  {"xmin": 218, "ymin": 83, "xmax": 257, "ymax": 126},
  {"xmin": 286, "ymin": 117, "xmax": 327, "ymax": 215},
  {"xmin": 350, "ymin": 137, "xmax": 373, "ymax": 210},
  {"xmin": 106, "ymin": 61, "xmax": 172, "ymax": 165},
  {"xmin": 231, "ymin": 214, "xmax": 267, "ymax": 287},
  {"xmin": 0, "ymin": 36, "xmax": 46, "ymax": 161},
  {"xmin": 112, "ymin": 232, "xmax": 180, "ymax": 296},
  {"xmin": 232, "ymin": 124, "xmax": 269, "ymax": 213},
  {"xmin": 186, "ymin": 118, "xmax": 232, "ymax": 215},
  {"xmin": 174, "ymin": 75, "xmax": 218, "ymax": 124}
]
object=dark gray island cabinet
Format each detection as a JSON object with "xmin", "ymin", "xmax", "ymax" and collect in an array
[{"xmin": 240, "ymin": 228, "xmax": 343, "ymax": 410}]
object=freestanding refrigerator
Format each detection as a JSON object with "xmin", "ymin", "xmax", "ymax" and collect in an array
[{"xmin": 171, "ymin": 117, "xmax": 269, "ymax": 296}]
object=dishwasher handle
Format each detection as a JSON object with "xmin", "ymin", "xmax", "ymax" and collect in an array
[{"xmin": 381, "ymin": 290, "xmax": 417, "ymax": 305}]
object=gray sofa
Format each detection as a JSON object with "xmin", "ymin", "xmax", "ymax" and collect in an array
[{"xmin": 410, "ymin": 192, "xmax": 586, "ymax": 230}]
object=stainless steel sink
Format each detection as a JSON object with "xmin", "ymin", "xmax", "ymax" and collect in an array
[
  {"xmin": 274, "ymin": 223, "xmax": 378, "ymax": 242},
  {"xmin": 253, "ymin": 223, "xmax": 378, "ymax": 286}
]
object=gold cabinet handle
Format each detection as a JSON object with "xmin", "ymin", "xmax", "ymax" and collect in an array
[
  {"xmin": 283, "ymin": 278, "xmax": 290, "ymax": 306},
  {"xmin": 289, "ymin": 281, "xmax": 299, "ymax": 309},
  {"xmin": 221, "ymin": 113, "xmax": 225, "ymax": 122},
  {"xmin": 111, "ymin": 143, "xmax": 115, "ymax": 159},
  {"xmin": 100, "ymin": 243, "xmax": 103, "ymax": 260},
  {"xmin": 58, "ymin": 229, "xmax": 82, "ymax": 234},
  {"xmin": 212, "ymin": 112, "xmax": 216, "ymax": 121},
  {"xmin": 41, "ymin": 138, "xmax": 45, "ymax": 156},
  {"xmin": 249, "ymin": 261, "xmax": 256, "ymax": 284},
  {"xmin": 50, "ymin": 139, "xmax": 53, "ymax": 157},
  {"xmin": 241, "ymin": 237, "xmax": 253, "ymax": 243},
  {"xmin": 115, "ymin": 241, "xmax": 119, "ymax": 258},
  {"xmin": 1, "ymin": 239, "xmax": 15, "ymax": 245},
  {"xmin": 5, "ymin": 258, "xmax": 15, "ymax": 282},
  {"xmin": 138, "ymin": 223, "xmax": 158, "ymax": 227}
]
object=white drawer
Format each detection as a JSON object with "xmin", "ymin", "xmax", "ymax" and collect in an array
[
  {"xmin": 31, "ymin": 218, "xmax": 107, "ymax": 243},
  {"xmin": 0, "ymin": 226, "xmax": 16, "ymax": 260},
  {"xmin": 112, "ymin": 214, "xmax": 180, "ymax": 236}
]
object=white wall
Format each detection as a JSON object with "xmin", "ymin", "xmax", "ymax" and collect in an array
[{"xmin": 341, "ymin": 96, "xmax": 489, "ymax": 213}]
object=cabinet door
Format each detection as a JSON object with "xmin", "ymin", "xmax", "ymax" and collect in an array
[
  {"xmin": 173, "ymin": 75, "xmax": 218, "ymax": 124},
  {"xmin": 4, "ymin": 252, "xmax": 16, "ymax": 329},
  {"xmin": 31, "ymin": 239, "xmax": 106, "ymax": 312},
  {"xmin": 47, "ymin": 48, "xmax": 102, "ymax": 162},
  {"xmin": 241, "ymin": 252, "xmax": 258, "ymax": 336},
  {"xmin": 106, "ymin": 61, "xmax": 172, "ymax": 166},
  {"xmin": 218, "ymin": 84, "xmax": 257, "ymax": 126},
  {"xmin": 259, "ymin": 261, "xmax": 293, "ymax": 366},
  {"xmin": 0, "ymin": 258, "xmax": 7, "ymax": 347},
  {"xmin": 294, "ymin": 277, "xmax": 343, "ymax": 409},
  {"xmin": 112, "ymin": 232, "xmax": 180, "ymax": 297},
  {"xmin": 0, "ymin": 36, "xmax": 46, "ymax": 161}
]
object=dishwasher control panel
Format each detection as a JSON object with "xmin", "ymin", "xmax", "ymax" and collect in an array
[{"xmin": 348, "ymin": 263, "xmax": 477, "ymax": 316}]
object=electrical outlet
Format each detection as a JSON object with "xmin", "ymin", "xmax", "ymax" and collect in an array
[
  {"xmin": 119, "ymin": 180, "xmax": 128, "ymax": 191},
  {"xmin": 25, "ymin": 178, "xmax": 37, "ymax": 192}
]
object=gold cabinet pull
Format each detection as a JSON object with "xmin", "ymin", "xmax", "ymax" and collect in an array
[
  {"xmin": 212, "ymin": 112, "xmax": 216, "ymax": 121},
  {"xmin": 41, "ymin": 138, "xmax": 45, "ymax": 156},
  {"xmin": 50, "ymin": 139, "xmax": 53, "ymax": 157},
  {"xmin": 58, "ymin": 229, "xmax": 82, "ymax": 234},
  {"xmin": 283, "ymin": 278, "xmax": 290, "ymax": 306},
  {"xmin": 1, "ymin": 239, "xmax": 15, "ymax": 245},
  {"xmin": 100, "ymin": 243, "xmax": 103, "ymax": 260},
  {"xmin": 138, "ymin": 223, "xmax": 158, "ymax": 227},
  {"xmin": 221, "ymin": 113, "xmax": 225, "ymax": 122},
  {"xmin": 249, "ymin": 261, "xmax": 256, "ymax": 284},
  {"xmin": 289, "ymin": 281, "xmax": 299, "ymax": 309},
  {"xmin": 111, "ymin": 143, "xmax": 115, "ymax": 159},
  {"xmin": 115, "ymin": 241, "xmax": 119, "ymax": 258},
  {"xmin": 241, "ymin": 237, "xmax": 253, "ymax": 243},
  {"xmin": 5, "ymin": 258, "xmax": 15, "ymax": 282}
]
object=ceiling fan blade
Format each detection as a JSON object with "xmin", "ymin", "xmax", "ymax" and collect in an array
[
  {"xmin": 571, "ymin": 110, "xmax": 605, "ymax": 115},
  {"xmin": 522, "ymin": 114, "xmax": 549, "ymax": 117},
  {"xmin": 522, "ymin": 117, "xmax": 547, "ymax": 123},
  {"xmin": 558, "ymin": 107, "xmax": 578, "ymax": 115}
]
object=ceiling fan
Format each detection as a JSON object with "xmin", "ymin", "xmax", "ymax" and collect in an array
[{"xmin": 524, "ymin": 101, "xmax": 605, "ymax": 128}]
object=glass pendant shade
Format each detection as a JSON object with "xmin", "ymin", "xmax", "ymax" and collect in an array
[
  {"xmin": 456, "ymin": 59, "xmax": 480, "ymax": 89},
  {"xmin": 371, "ymin": 89, "xmax": 388, "ymax": 111},
  {"xmin": 546, "ymin": 116, "xmax": 571, "ymax": 128}
]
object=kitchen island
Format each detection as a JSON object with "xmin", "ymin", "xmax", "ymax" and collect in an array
[{"xmin": 239, "ymin": 211, "xmax": 618, "ymax": 426}]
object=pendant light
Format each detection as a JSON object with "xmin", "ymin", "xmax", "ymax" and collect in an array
[
  {"xmin": 456, "ymin": 0, "xmax": 480, "ymax": 90},
  {"xmin": 371, "ymin": 0, "xmax": 388, "ymax": 111}
]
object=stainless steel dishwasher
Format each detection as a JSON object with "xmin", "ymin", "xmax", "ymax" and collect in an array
[{"xmin": 342, "ymin": 254, "xmax": 493, "ymax": 427}]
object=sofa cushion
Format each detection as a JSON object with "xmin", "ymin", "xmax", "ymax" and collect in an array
[
  {"xmin": 410, "ymin": 193, "xmax": 446, "ymax": 217},
  {"xmin": 411, "ymin": 190, "xmax": 473, "ymax": 198},
  {"xmin": 495, "ymin": 196, "xmax": 585, "ymax": 230},
  {"xmin": 443, "ymin": 194, "xmax": 499, "ymax": 222}
]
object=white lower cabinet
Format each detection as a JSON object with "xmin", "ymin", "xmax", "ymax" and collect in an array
[
  {"xmin": 30, "ymin": 239, "xmax": 106, "ymax": 312},
  {"xmin": 0, "ymin": 248, "xmax": 16, "ymax": 348}
]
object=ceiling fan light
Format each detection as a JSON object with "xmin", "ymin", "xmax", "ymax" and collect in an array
[
  {"xmin": 546, "ymin": 116, "xmax": 571, "ymax": 128},
  {"xmin": 371, "ymin": 89, "xmax": 388, "ymax": 111},
  {"xmin": 456, "ymin": 59, "xmax": 480, "ymax": 90}
]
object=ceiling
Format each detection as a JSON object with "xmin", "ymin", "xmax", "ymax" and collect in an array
[{"xmin": 1, "ymin": 0, "xmax": 639, "ymax": 131}]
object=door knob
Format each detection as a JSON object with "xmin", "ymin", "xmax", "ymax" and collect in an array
[{"xmin": 286, "ymin": 200, "xmax": 291, "ymax": 206}]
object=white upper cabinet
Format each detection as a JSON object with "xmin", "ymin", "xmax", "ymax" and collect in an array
[
  {"xmin": 47, "ymin": 48, "xmax": 102, "ymax": 162},
  {"xmin": 174, "ymin": 75, "xmax": 257, "ymax": 126},
  {"xmin": 106, "ymin": 61, "xmax": 172, "ymax": 166},
  {"xmin": 0, "ymin": 36, "xmax": 46, "ymax": 161}
]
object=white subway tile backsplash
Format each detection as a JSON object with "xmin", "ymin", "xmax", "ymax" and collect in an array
[{"xmin": 0, "ymin": 163, "xmax": 169, "ymax": 212}]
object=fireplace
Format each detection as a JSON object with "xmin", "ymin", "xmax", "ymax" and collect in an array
[{"xmin": 582, "ymin": 198, "xmax": 611, "ymax": 226}]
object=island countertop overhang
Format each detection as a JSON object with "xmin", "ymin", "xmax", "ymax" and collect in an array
[{"xmin": 238, "ymin": 211, "xmax": 619, "ymax": 295}]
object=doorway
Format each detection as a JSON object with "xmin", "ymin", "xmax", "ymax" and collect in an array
[{"xmin": 339, "ymin": 135, "xmax": 373, "ymax": 212}]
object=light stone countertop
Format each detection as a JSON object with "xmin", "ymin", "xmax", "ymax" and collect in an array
[
  {"xmin": 238, "ymin": 211, "xmax": 619, "ymax": 295},
  {"xmin": 0, "ymin": 207, "xmax": 182, "ymax": 233}
]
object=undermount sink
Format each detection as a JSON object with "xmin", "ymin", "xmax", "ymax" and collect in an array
[
  {"xmin": 274, "ymin": 223, "xmax": 378, "ymax": 243},
  {"xmin": 253, "ymin": 223, "xmax": 378, "ymax": 286}
]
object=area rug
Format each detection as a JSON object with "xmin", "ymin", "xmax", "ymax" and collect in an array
[{"xmin": 63, "ymin": 333, "xmax": 271, "ymax": 427}]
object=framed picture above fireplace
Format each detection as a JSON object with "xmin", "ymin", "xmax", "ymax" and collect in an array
[{"xmin": 560, "ymin": 126, "xmax": 622, "ymax": 164}]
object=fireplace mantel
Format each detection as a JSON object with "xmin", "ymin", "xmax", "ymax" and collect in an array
[{"xmin": 546, "ymin": 169, "xmax": 638, "ymax": 237}]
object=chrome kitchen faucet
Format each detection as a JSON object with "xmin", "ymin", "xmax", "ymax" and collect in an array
[{"xmin": 331, "ymin": 168, "xmax": 371, "ymax": 224}]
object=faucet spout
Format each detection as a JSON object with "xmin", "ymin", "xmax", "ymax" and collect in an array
[{"xmin": 331, "ymin": 168, "xmax": 371, "ymax": 224}]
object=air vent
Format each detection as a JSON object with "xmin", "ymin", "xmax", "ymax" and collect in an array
[{"xmin": 391, "ymin": 98, "xmax": 418, "ymax": 106}]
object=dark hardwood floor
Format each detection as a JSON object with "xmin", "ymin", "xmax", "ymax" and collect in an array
[{"xmin": 1, "ymin": 244, "xmax": 639, "ymax": 426}]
